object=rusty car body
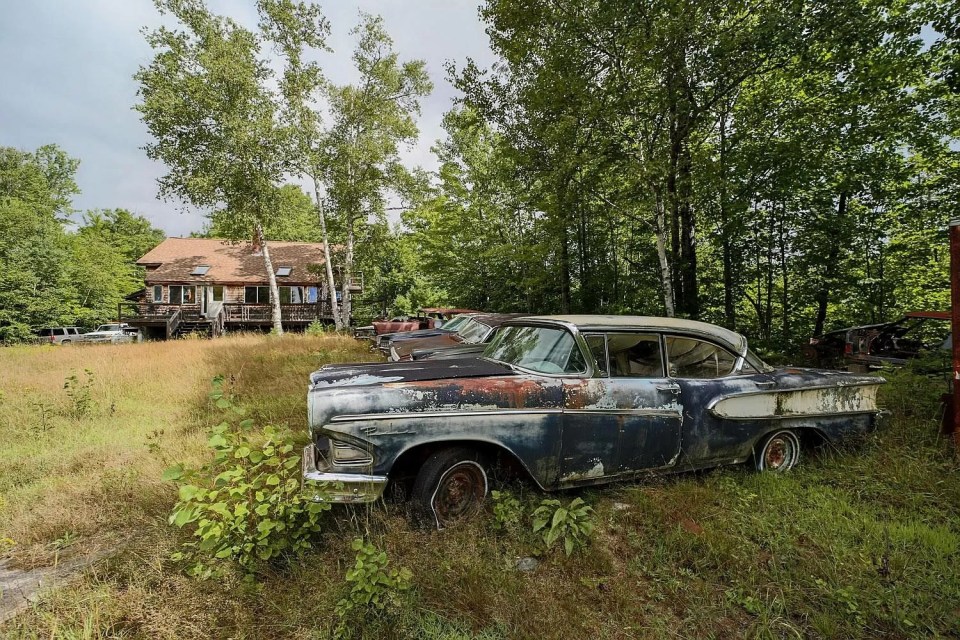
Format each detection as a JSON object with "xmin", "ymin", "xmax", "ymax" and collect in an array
[
  {"xmin": 808, "ymin": 311, "xmax": 950, "ymax": 371},
  {"xmin": 374, "ymin": 313, "xmax": 477, "ymax": 357},
  {"xmin": 387, "ymin": 313, "xmax": 526, "ymax": 361},
  {"xmin": 304, "ymin": 315, "xmax": 886, "ymax": 526}
]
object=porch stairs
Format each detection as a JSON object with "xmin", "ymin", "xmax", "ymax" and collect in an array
[{"xmin": 172, "ymin": 303, "xmax": 225, "ymax": 339}]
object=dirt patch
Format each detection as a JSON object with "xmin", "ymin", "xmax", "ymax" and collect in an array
[{"xmin": 0, "ymin": 547, "xmax": 110, "ymax": 623}]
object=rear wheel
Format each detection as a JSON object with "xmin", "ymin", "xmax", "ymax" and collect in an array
[
  {"xmin": 411, "ymin": 447, "xmax": 488, "ymax": 529},
  {"xmin": 755, "ymin": 430, "xmax": 801, "ymax": 472}
]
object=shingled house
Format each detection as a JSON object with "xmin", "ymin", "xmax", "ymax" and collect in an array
[{"xmin": 120, "ymin": 237, "xmax": 360, "ymax": 339}]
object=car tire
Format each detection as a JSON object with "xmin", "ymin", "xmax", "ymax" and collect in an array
[
  {"xmin": 755, "ymin": 430, "xmax": 801, "ymax": 472},
  {"xmin": 61, "ymin": 339, "xmax": 71, "ymax": 345},
  {"xmin": 411, "ymin": 447, "xmax": 488, "ymax": 529}
]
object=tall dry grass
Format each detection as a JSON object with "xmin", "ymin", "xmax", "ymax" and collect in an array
[{"xmin": 0, "ymin": 334, "xmax": 375, "ymax": 567}]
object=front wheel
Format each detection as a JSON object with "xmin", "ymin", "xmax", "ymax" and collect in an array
[
  {"xmin": 411, "ymin": 447, "xmax": 488, "ymax": 529},
  {"xmin": 755, "ymin": 430, "xmax": 801, "ymax": 472}
]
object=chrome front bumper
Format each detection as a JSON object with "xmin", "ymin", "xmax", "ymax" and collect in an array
[{"xmin": 301, "ymin": 444, "xmax": 388, "ymax": 503}]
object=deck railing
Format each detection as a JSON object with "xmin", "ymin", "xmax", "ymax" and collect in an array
[{"xmin": 222, "ymin": 303, "xmax": 332, "ymax": 323}]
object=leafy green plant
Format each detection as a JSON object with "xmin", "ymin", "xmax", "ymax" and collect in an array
[
  {"xmin": 532, "ymin": 497, "xmax": 595, "ymax": 556},
  {"xmin": 335, "ymin": 537, "xmax": 412, "ymax": 637},
  {"xmin": 306, "ymin": 320, "xmax": 331, "ymax": 336},
  {"xmin": 490, "ymin": 490, "xmax": 524, "ymax": 532},
  {"xmin": 164, "ymin": 377, "xmax": 331, "ymax": 577},
  {"xmin": 63, "ymin": 369, "xmax": 95, "ymax": 419}
]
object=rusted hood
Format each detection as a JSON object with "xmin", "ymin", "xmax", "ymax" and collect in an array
[{"xmin": 309, "ymin": 357, "xmax": 513, "ymax": 388}]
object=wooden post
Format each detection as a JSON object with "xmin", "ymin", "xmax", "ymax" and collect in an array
[{"xmin": 949, "ymin": 220, "xmax": 960, "ymax": 448}]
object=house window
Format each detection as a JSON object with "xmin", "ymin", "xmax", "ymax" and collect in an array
[
  {"xmin": 169, "ymin": 285, "xmax": 196, "ymax": 305},
  {"xmin": 306, "ymin": 287, "xmax": 318, "ymax": 303},
  {"xmin": 191, "ymin": 265, "xmax": 211, "ymax": 276},
  {"xmin": 244, "ymin": 286, "xmax": 270, "ymax": 304},
  {"xmin": 212, "ymin": 286, "xmax": 224, "ymax": 302},
  {"xmin": 152, "ymin": 285, "xmax": 163, "ymax": 302},
  {"xmin": 276, "ymin": 266, "xmax": 292, "ymax": 277},
  {"xmin": 279, "ymin": 286, "xmax": 304, "ymax": 304}
]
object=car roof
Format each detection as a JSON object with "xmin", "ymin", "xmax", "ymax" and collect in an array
[{"xmin": 508, "ymin": 314, "xmax": 749, "ymax": 354}]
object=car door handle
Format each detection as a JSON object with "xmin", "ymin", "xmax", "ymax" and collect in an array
[
  {"xmin": 756, "ymin": 381, "xmax": 776, "ymax": 389},
  {"xmin": 656, "ymin": 384, "xmax": 681, "ymax": 394}
]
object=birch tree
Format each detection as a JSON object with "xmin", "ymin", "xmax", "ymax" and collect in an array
[
  {"xmin": 136, "ymin": 0, "xmax": 288, "ymax": 334},
  {"xmin": 323, "ymin": 14, "xmax": 431, "ymax": 327}
]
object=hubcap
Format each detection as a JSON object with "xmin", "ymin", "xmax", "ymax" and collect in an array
[
  {"xmin": 763, "ymin": 434, "xmax": 797, "ymax": 471},
  {"xmin": 432, "ymin": 462, "xmax": 486, "ymax": 524}
]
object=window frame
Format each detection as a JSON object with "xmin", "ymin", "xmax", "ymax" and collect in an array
[
  {"xmin": 152, "ymin": 285, "xmax": 163, "ymax": 302},
  {"xmin": 244, "ymin": 285, "xmax": 270, "ymax": 304},
  {"xmin": 169, "ymin": 285, "xmax": 197, "ymax": 306},
  {"xmin": 586, "ymin": 331, "xmax": 667, "ymax": 379},
  {"xmin": 663, "ymin": 334, "xmax": 742, "ymax": 380}
]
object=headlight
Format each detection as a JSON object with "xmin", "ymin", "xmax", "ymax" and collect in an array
[{"xmin": 332, "ymin": 440, "xmax": 373, "ymax": 466}]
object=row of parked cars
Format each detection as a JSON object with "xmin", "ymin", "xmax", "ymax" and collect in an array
[
  {"xmin": 36, "ymin": 324, "xmax": 142, "ymax": 345},
  {"xmin": 314, "ymin": 311, "xmax": 889, "ymax": 527}
]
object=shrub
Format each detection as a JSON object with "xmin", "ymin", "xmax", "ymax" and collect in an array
[
  {"xmin": 306, "ymin": 320, "xmax": 329, "ymax": 336},
  {"xmin": 63, "ymin": 369, "xmax": 95, "ymax": 419},
  {"xmin": 490, "ymin": 490, "xmax": 524, "ymax": 532},
  {"xmin": 164, "ymin": 377, "xmax": 331, "ymax": 577},
  {"xmin": 532, "ymin": 497, "xmax": 595, "ymax": 556},
  {"xmin": 335, "ymin": 537, "xmax": 412, "ymax": 637}
]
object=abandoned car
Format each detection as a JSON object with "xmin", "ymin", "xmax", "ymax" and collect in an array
[
  {"xmin": 808, "ymin": 311, "xmax": 951, "ymax": 370},
  {"xmin": 304, "ymin": 315, "xmax": 886, "ymax": 526},
  {"xmin": 375, "ymin": 313, "xmax": 477, "ymax": 356},
  {"xmin": 387, "ymin": 313, "xmax": 527, "ymax": 361}
]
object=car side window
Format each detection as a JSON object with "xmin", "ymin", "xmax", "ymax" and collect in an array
[
  {"xmin": 665, "ymin": 336, "xmax": 738, "ymax": 378},
  {"xmin": 607, "ymin": 333, "xmax": 664, "ymax": 377},
  {"xmin": 583, "ymin": 334, "xmax": 608, "ymax": 376}
]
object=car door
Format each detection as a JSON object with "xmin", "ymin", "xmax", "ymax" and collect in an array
[
  {"xmin": 663, "ymin": 334, "xmax": 777, "ymax": 466},
  {"xmin": 559, "ymin": 332, "xmax": 683, "ymax": 484}
]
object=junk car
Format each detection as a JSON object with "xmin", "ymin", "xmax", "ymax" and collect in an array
[
  {"xmin": 304, "ymin": 315, "xmax": 886, "ymax": 527},
  {"xmin": 808, "ymin": 311, "xmax": 950, "ymax": 371},
  {"xmin": 387, "ymin": 313, "xmax": 526, "ymax": 361},
  {"xmin": 375, "ymin": 313, "xmax": 477, "ymax": 356}
]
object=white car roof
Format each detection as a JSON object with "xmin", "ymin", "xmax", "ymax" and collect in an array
[{"xmin": 510, "ymin": 315, "xmax": 749, "ymax": 355}]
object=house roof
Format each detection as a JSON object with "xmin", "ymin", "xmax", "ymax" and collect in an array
[{"xmin": 137, "ymin": 237, "xmax": 327, "ymax": 284}]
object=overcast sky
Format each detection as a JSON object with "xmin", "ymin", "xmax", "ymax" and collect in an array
[{"xmin": 0, "ymin": 1, "xmax": 496, "ymax": 236}]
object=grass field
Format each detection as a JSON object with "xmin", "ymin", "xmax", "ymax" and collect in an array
[{"xmin": 1, "ymin": 336, "xmax": 958, "ymax": 639}]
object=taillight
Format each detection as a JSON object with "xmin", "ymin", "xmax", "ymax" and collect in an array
[{"xmin": 844, "ymin": 343, "xmax": 852, "ymax": 355}]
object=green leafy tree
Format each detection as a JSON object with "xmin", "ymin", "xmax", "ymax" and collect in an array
[
  {"xmin": 136, "ymin": 0, "xmax": 292, "ymax": 334},
  {"xmin": 323, "ymin": 14, "xmax": 432, "ymax": 327}
]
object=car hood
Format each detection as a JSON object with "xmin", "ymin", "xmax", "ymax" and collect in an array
[
  {"xmin": 379, "ymin": 327, "xmax": 450, "ymax": 342},
  {"xmin": 84, "ymin": 331, "xmax": 119, "ymax": 338},
  {"xmin": 309, "ymin": 357, "xmax": 513, "ymax": 388}
]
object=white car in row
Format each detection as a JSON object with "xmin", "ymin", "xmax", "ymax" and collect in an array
[{"xmin": 80, "ymin": 324, "xmax": 141, "ymax": 344}]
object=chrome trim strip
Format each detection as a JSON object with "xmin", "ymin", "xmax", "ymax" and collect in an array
[
  {"xmin": 703, "ymin": 380, "xmax": 884, "ymax": 412},
  {"xmin": 708, "ymin": 408, "xmax": 881, "ymax": 421},
  {"xmin": 303, "ymin": 471, "xmax": 388, "ymax": 485},
  {"xmin": 330, "ymin": 408, "xmax": 563, "ymax": 423},
  {"xmin": 565, "ymin": 409, "xmax": 681, "ymax": 418}
]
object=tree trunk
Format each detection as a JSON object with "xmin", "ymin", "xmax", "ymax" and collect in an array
[
  {"xmin": 310, "ymin": 177, "xmax": 342, "ymax": 330},
  {"xmin": 256, "ymin": 221, "xmax": 283, "ymax": 336},
  {"xmin": 719, "ymin": 108, "xmax": 736, "ymax": 329},
  {"xmin": 340, "ymin": 210, "xmax": 355, "ymax": 328},
  {"xmin": 654, "ymin": 186, "xmax": 676, "ymax": 317},
  {"xmin": 812, "ymin": 190, "xmax": 848, "ymax": 337}
]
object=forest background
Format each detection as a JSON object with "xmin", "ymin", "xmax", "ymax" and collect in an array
[{"xmin": 2, "ymin": 0, "xmax": 959, "ymax": 354}]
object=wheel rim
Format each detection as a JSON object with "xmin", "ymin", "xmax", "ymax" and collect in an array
[
  {"xmin": 762, "ymin": 432, "xmax": 799, "ymax": 471},
  {"xmin": 431, "ymin": 461, "xmax": 487, "ymax": 526}
]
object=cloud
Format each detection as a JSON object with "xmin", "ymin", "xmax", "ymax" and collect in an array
[{"xmin": 0, "ymin": 0, "xmax": 495, "ymax": 237}]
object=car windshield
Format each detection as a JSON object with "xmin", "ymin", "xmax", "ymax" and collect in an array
[
  {"xmin": 440, "ymin": 315, "xmax": 471, "ymax": 332},
  {"xmin": 457, "ymin": 319, "xmax": 493, "ymax": 344},
  {"xmin": 95, "ymin": 324, "xmax": 121, "ymax": 332},
  {"xmin": 483, "ymin": 325, "xmax": 587, "ymax": 374}
]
